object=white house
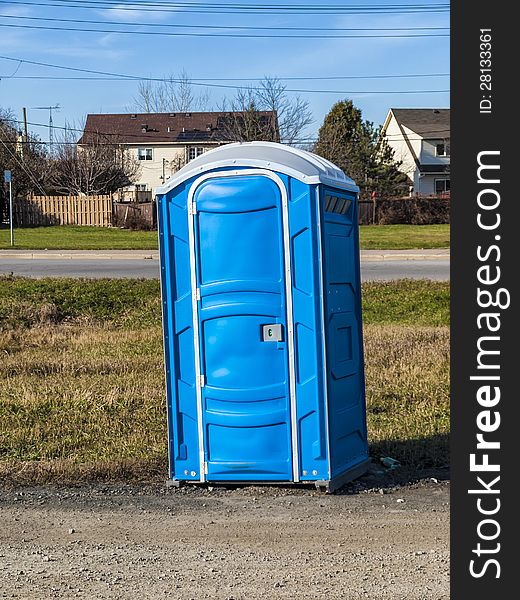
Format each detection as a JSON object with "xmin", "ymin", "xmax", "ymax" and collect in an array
[
  {"xmin": 380, "ymin": 108, "xmax": 450, "ymax": 196},
  {"xmin": 78, "ymin": 111, "xmax": 276, "ymax": 196}
]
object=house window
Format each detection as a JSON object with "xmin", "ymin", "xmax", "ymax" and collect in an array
[
  {"xmin": 188, "ymin": 147, "xmax": 205, "ymax": 161},
  {"xmin": 435, "ymin": 141, "xmax": 450, "ymax": 157},
  {"xmin": 435, "ymin": 179, "xmax": 450, "ymax": 194},
  {"xmin": 137, "ymin": 148, "xmax": 153, "ymax": 161}
]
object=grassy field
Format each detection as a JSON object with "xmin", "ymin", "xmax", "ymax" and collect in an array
[
  {"xmin": 0, "ymin": 277, "xmax": 449, "ymax": 483},
  {"xmin": 0, "ymin": 225, "xmax": 158, "ymax": 250},
  {"xmin": 1, "ymin": 224, "xmax": 450, "ymax": 251},
  {"xmin": 359, "ymin": 224, "xmax": 450, "ymax": 250}
]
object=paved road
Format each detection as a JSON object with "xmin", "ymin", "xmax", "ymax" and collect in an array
[
  {"xmin": 361, "ymin": 258, "xmax": 449, "ymax": 281},
  {"xmin": 0, "ymin": 249, "xmax": 450, "ymax": 281},
  {"xmin": 0, "ymin": 257, "xmax": 160, "ymax": 279}
]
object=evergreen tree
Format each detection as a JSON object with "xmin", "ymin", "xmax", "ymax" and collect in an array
[{"xmin": 314, "ymin": 100, "xmax": 408, "ymax": 199}]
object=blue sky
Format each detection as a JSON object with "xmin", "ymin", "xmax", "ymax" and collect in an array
[{"xmin": 0, "ymin": 1, "xmax": 450, "ymax": 143}]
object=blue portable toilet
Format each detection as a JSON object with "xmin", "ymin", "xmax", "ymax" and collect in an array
[{"xmin": 156, "ymin": 142, "xmax": 369, "ymax": 492}]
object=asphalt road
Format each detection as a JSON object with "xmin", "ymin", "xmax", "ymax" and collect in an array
[
  {"xmin": 0, "ymin": 250, "xmax": 449, "ymax": 281},
  {"xmin": 0, "ymin": 257, "xmax": 160, "ymax": 279},
  {"xmin": 361, "ymin": 258, "xmax": 449, "ymax": 281}
]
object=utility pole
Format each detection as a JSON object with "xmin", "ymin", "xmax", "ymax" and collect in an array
[{"xmin": 22, "ymin": 107, "xmax": 28, "ymax": 143}]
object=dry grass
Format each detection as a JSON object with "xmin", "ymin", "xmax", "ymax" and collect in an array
[
  {"xmin": 0, "ymin": 320, "xmax": 449, "ymax": 484},
  {"xmin": 0, "ymin": 326, "xmax": 166, "ymax": 474},
  {"xmin": 364, "ymin": 325, "xmax": 449, "ymax": 468},
  {"xmin": 0, "ymin": 457, "xmax": 167, "ymax": 485}
]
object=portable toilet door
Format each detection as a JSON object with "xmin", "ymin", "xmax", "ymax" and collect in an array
[
  {"xmin": 156, "ymin": 142, "xmax": 369, "ymax": 491},
  {"xmin": 191, "ymin": 170, "xmax": 295, "ymax": 483}
]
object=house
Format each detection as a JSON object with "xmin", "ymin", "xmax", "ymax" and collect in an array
[
  {"xmin": 380, "ymin": 108, "xmax": 450, "ymax": 196},
  {"xmin": 78, "ymin": 111, "xmax": 277, "ymax": 196}
]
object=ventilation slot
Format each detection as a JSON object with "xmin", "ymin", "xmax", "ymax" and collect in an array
[{"xmin": 324, "ymin": 194, "xmax": 352, "ymax": 216}]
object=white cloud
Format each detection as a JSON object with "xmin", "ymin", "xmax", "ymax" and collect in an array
[
  {"xmin": 1, "ymin": 3, "xmax": 32, "ymax": 17},
  {"xmin": 0, "ymin": 30, "xmax": 27, "ymax": 52},
  {"xmin": 42, "ymin": 44, "xmax": 132, "ymax": 61},
  {"xmin": 100, "ymin": 5, "xmax": 173, "ymax": 23},
  {"xmin": 266, "ymin": 11, "xmax": 449, "ymax": 77},
  {"xmin": 97, "ymin": 33, "xmax": 119, "ymax": 48}
]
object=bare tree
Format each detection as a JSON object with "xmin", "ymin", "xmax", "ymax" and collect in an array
[
  {"xmin": 218, "ymin": 87, "xmax": 278, "ymax": 142},
  {"xmin": 256, "ymin": 77, "xmax": 313, "ymax": 145},
  {"xmin": 132, "ymin": 73, "xmax": 313, "ymax": 145},
  {"xmin": 50, "ymin": 122, "xmax": 141, "ymax": 196},
  {"xmin": 132, "ymin": 71, "xmax": 210, "ymax": 113},
  {"xmin": 0, "ymin": 109, "xmax": 50, "ymax": 218},
  {"xmin": 219, "ymin": 77, "xmax": 313, "ymax": 145}
]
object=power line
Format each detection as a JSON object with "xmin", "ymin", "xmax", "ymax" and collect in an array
[
  {"xmin": 0, "ymin": 1, "xmax": 451, "ymax": 16},
  {"xmin": 0, "ymin": 56, "xmax": 449, "ymax": 81},
  {"xmin": 0, "ymin": 55, "xmax": 450, "ymax": 94},
  {"xmin": 25, "ymin": 0, "xmax": 449, "ymax": 7},
  {"xmin": 6, "ymin": 118, "xmax": 449, "ymax": 146},
  {"xmin": 4, "ymin": 135, "xmax": 450, "ymax": 146},
  {"xmin": 0, "ymin": 135, "xmax": 48, "ymax": 196},
  {"xmin": 0, "ymin": 22, "xmax": 450, "ymax": 38},
  {"xmin": 0, "ymin": 13, "xmax": 450, "ymax": 33},
  {"xmin": 1, "ymin": 74, "xmax": 450, "ymax": 82},
  {"xmin": 181, "ymin": 74, "xmax": 450, "ymax": 82}
]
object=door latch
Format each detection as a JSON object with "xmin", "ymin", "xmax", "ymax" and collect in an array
[{"xmin": 262, "ymin": 324, "xmax": 284, "ymax": 342}]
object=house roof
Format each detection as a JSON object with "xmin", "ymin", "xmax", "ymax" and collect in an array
[
  {"xmin": 390, "ymin": 108, "xmax": 450, "ymax": 138},
  {"xmin": 156, "ymin": 141, "xmax": 359, "ymax": 195},
  {"xmin": 78, "ymin": 111, "xmax": 276, "ymax": 144}
]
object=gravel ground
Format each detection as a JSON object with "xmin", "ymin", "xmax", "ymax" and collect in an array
[{"xmin": 0, "ymin": 478, "xmax": 449, "ymax": 600}]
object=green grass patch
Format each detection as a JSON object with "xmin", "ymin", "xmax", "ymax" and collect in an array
[
  {"xmin": 0, "ymin": 277, "xmax": 449, "ymax": 330},
  {"xmin": 0, "ymin": 276, "xmax": 161, "ymax": 329},
  {"xmin": 2, "ymin": 224, "xmax": 449, "ymax": 250},
  {"xmin": 0, "ymin": 225, "xmax": 158, "ymax": 250},
  {"xmin": 362, "ymin": 280, "xmax": 449, "ymax": 327},
  {"xmin": 359, "ymin": 224, "xmax": 450, "ymax": 250}
]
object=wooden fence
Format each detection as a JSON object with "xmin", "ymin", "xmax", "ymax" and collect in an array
[
  {"xmin": 14, "ymin": 194, "xmax": 445, "ymax": 228},
  {"xmin": 358, "ymin": 196, "xmax": 450, "ymax": 225},
  {"xmin": 14, "ymin": 195, "xmax": 113, "ymax": 227},
  {"xmin": 358, "ymin": 200, "xmax": 375, "ymax": 225},
  {"xmin": 113, "ymin": 190, "xmax": 154, "ymax": 204},
  {"xmin": 112, "ymin": 202, "xmax": 157, "ymax": 229}
]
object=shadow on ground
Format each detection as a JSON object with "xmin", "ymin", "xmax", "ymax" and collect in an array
[{"xmin": 0, "ymin": 435, "xmax": 449, "ymax": 494}]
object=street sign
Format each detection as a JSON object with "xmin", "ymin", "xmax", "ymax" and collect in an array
[{"xmin": 3, "ymin": 169, "xmax": 11, "ymax": 183}]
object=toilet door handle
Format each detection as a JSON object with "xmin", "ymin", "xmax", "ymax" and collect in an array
[{"xmin": 261, "ymin": 323, "xmax": 284, "ymax": 342}]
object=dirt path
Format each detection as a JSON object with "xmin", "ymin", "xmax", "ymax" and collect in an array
[{"xmin": 0, "ymin": 481, "xmax": 449, "ymax": 600}]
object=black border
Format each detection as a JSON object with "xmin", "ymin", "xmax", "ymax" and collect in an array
[{"xmin": 451, "ymin": 2, "xmax": 515, "ymax": 596}]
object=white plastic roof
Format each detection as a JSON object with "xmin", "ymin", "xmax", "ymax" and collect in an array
[{"xmin": 156, "ymin": 141, "xmax": 359, "ymax": 195}]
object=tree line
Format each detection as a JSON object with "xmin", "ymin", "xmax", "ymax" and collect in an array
[{"xmin": 1, "ymin": 76, "xmax": 408, "ymax": 219}]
